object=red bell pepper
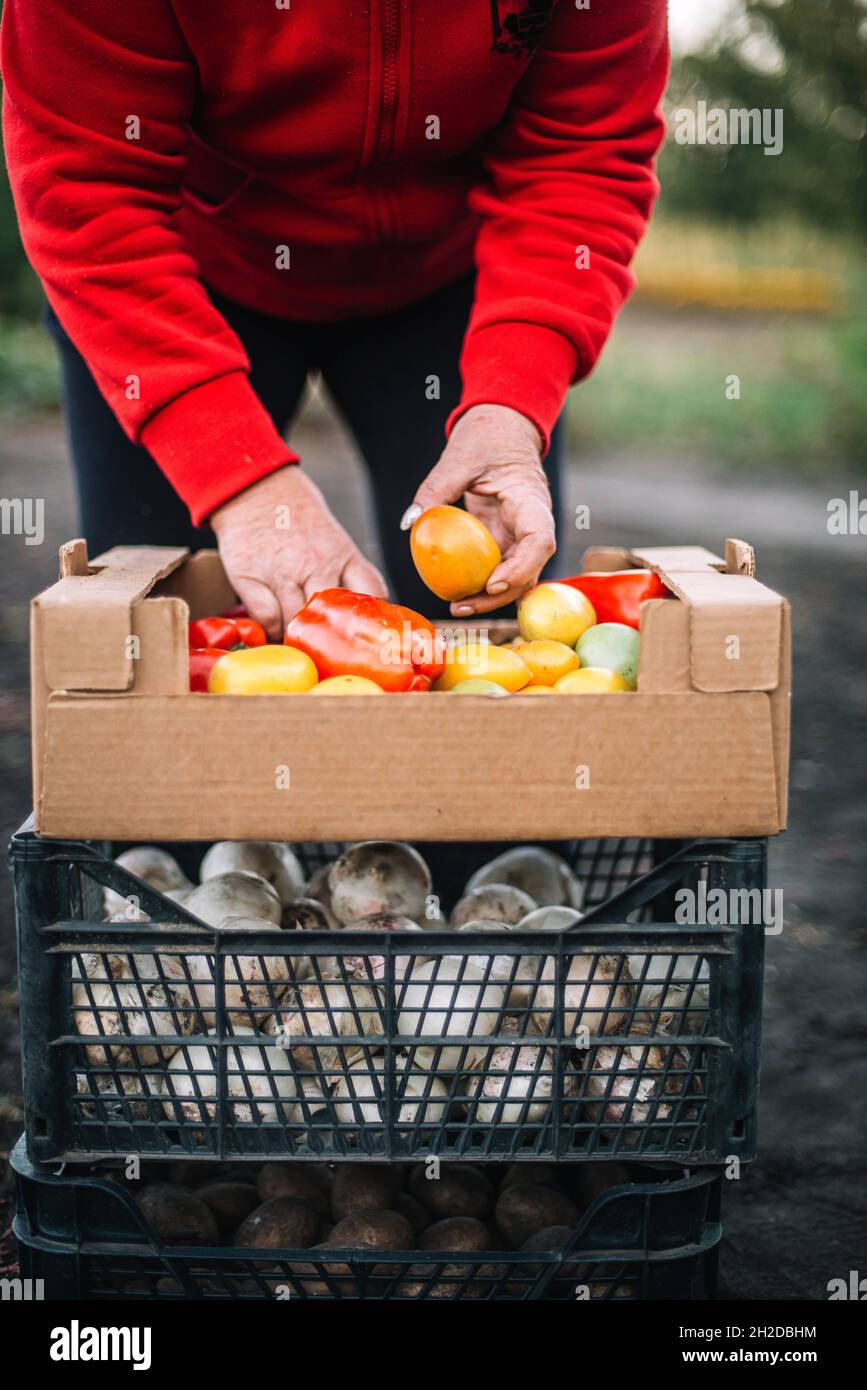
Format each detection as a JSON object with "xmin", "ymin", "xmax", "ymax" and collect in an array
[
  {"xmin": 560, "ymin": 570, "xmax": 669, "ymax": 630},
  {"xmin": 285, "ymin": 589, "xmax": 444, "ymax": 692},
  {"xmin": 189, "ymin": 647, "xmax": 228, "ymax": 692},
  {"xmin": 188, "ymin": 615, "xmax": 267, "ymax": 650}
]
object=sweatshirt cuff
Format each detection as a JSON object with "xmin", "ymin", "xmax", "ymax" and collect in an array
[
  {"xmin": 447, "ymin": 322, "xmax": 582, "ymax": 454},
  {"xmin": 140, "ymin": 372, "xmax": 298, "ymax": 525}
]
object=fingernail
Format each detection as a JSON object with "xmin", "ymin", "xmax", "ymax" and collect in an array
[
  {"xmin": 487, "ymin": 580, "xmax": 508, "ymax": 594},
  {"xmin": 400, "ymin": 504, "xmax": 423, "ymax": 532},
  {"xmin": 454, "ymin": 604, "xmax": 474, "ymax": 616}
]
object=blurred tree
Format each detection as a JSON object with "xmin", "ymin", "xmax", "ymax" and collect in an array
[
  {"xmin": 661, "ymin": 0, "xmax": 867, "ymax": 231},
  {"xmin": 0, "ymin": 154, "xmax": 43, "ymax": 318}
]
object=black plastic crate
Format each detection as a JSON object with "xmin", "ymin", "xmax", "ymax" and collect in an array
[
  {"xmin": 10, "ymin": 824, "xmax": 765, "ymax": 1165},
  {"xmin": 11, "ymin": 1139, "xmax": 721, "ymax": 1301}
]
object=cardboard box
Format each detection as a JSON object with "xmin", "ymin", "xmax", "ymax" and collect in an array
[{"xmin": 30, "ymin": 537, "xmax": 790, "ymax": 841}]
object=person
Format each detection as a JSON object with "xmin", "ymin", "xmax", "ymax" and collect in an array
[{"xmin": 2, "ymin": 1, "xmax": 668, "ymax": 632}]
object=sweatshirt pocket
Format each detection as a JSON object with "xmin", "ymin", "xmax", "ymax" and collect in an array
[{"xmin": 181, "ymin": 127, "xmax": 254, "ymax": 215}]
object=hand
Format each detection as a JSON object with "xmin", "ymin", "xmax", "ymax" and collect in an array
[
  {"xmin": 211, "ymin": 466, "xmax": 387, "ymax": 639},
  {"xmin": 401, "ymin": 404, "xmax": 556, "ymax": 615}
]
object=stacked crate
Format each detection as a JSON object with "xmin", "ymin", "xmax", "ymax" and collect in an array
[
  {"xmin": 11, "ymin": 538, "xmax": 785, "ymax": 1298},
  {"xmin": 10, "ymin": 827, "xmax": 765, "ymax": 1300}
]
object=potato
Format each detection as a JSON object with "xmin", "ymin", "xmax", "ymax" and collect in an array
[
  {"xmin": 495, "ymin": 1184, "xmax": 579, "ymax": 1249},
  {"xmin": 392, "ymin": 1192, "xmax": 432, "ymax": 1237},
  {"xmin": 516, "ymin": 1225, "xmax": 578, "ymax": 1297},
  {"xmin": 257, "ymin": 1164, "xmax": 331, "ymax": 1219},
  {"xmin": 272, "ymin": 1259, "xmax": 359, "ymax": 1300},
  {"xmin": 499, "ymin": 1163, "xmax": 563, "ymax": 1193},
  {"xmin": 136, "ymin": 1183, "xmax": 219, "ymax": 1246},
  {"xmin": 330, "ymin": 1164, "xmax": 403, "ymax": 1221},
  {"xmin": 196, "ymin": 1181, "xmax": 260, "ymax": 1241},
  {"xmin": 325, "ymin": 1209, "xmax": 413, "ymax": 1250},
  {"xmin": 234, "ymin": 1196, "xmax": 319, "ymax": 1249},
  {"xmin": 520, "ymin": 1224, "xmax": 573, "ymax": 1252},
  {"xmin": 408, "ymin": 1164, "xmax": 494, "ymax": 1222},
  {"xmin": 568, "ymin": 1161, "xmax": 632, "ymax": 1209},
  {"xmin": 418, "ymin": 1217, "xmax": 493, "ymax": 1252}
]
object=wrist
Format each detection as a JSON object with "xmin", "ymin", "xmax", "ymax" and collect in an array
[
  {"xmin": 210, "ymin": 462, "xmax": 309, "ymax": 529},
  {"xmin": 452, "ymin": 403, "xmax": 543, "ymax": 456}
]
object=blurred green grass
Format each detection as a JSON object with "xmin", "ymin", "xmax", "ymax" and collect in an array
[
  {"xmin": 568, "ymin": 216, "xmax": 866, "ymax": 476},
  {"xmin": 0, "ymin": 314, "xmax": 58, "ymax": 413}
]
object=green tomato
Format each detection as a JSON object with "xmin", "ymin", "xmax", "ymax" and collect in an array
[
  {"xmin": 574, "ymin": 623, "xmax": 640, "ymax": 690},
  {"xmin": 450, "ymin": 679, "xmax": 511, "ymax": 697}
]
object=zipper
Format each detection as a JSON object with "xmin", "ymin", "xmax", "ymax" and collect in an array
[{"xmin": 378, "ymin": 0, "xmax": 401, "ymax": 161}]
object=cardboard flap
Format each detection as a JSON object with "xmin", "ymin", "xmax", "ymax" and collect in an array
[
  {"xmin": 35, "ymin": 543, "xmax": 188, "ymax": 691},
  {"xmin": 629, "ymin": 540, "xmax": 783, "ymax": 693},
  {"xmin": 630, "ymin": 544, "xmax": 725, "ymax": 573}
]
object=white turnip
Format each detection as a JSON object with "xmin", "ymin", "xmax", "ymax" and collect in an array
[
  {"xmin": 465, "ymin": 847, "xmax": 584, "ymax": 910},
  {"xmin": 464, "ymin": 1017, "xmax": 564, "ymax": 1125},
  {"xmin": 328, "ymin": 842, "xmax": 431, "ymax": 926},
  {"xmin": 332, "ymin": 1055, "xmax": 449, "ymax": 1131},
  {"xmin": 103, "ymin": 847, "xmax": 192, "ymax": 916},
  {"xmin": 263, "ymin": 978, "xmax": 383, "ymax": 1076},
  {"xmin": 397, "ymin": 957, "xmax": 507, "ymax": 1072},
  {"xmin": 72, "ymin": 951, "xmax": 197, "ymax": 1067},
  {"xmin": 199, "ymin": 841, "xmax": 305, "ymax": 905},
  {"xmin": 182, "ymin": 872, "xmax": 282, "ymax": 928},
  {"xmin": 450, "ymin": 884, "xmax": 537, "ymax": 928},
  {"xmin": 162, "ymin": 1029, "xmax": 299, "ymax": 1125},
  {"xmin": 183, "ymin": 915, "xmax": 291, "ymax": 1029},
  {"xmin": 532, "ymin": 953, "xmax": 633, "ymax": 1039}
]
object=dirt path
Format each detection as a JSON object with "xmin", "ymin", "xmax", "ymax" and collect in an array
[{"xmin": 1, "ymin": 405, "xmax": 864, "ymax": 1300}]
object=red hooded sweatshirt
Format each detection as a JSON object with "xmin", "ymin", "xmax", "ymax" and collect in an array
[{"xmin": 1, "ymin": 1, "xmax": 668, "ymax": 525}]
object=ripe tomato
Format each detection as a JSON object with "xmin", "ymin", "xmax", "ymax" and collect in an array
[
  {"xmin": 188, "ymin": 616, "xmax": 240, "ymax": 650},
  {"xmin": 233, "ymin": 617, "xmax": 267, "ymax": 647},
  {"xmin": 410, "ymin": 505, "xmax": 501, "ymax": 602},
  {"xmin": 189, "ymin": 647, "xmax": 228, "ymax": 692}
]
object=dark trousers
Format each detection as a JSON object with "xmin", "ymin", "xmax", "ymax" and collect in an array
[{"xmin": 45, "ymin": 275, "xmax": 563, "ymax": 617}]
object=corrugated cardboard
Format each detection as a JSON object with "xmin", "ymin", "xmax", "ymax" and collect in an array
[{"xmin": 31, "ymin": 538, "xmax": 790, "ymax": 841}]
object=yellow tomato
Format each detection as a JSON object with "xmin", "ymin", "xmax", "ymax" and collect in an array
[
  {"xmin": 517, "ymin": 582, "xmax": 596, "ymax": 646},
  {"xmin": 410, "ymin": 505, "xmax": 501, "ymax": 602},
  {"xmin": 209, "ymin": 644, "xmax": 319, "ymax": 694},
  {"xmin": 521, "ymin": 683, "xmax": 556, "ymax": 694},
  {"xmin": 434, "ymin": 639, "xmax": 531, "ymax": 692},
  {"xmin": 553, "ymin": 667, "xmax": 628, "ymax": 693},
  {"xmin": 309, "ymin": 675, "xmax": 384, "ymax": 695},
  {"xmin": 517, "ymin": 639, "xmax": 581, "ymax": 686}
]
